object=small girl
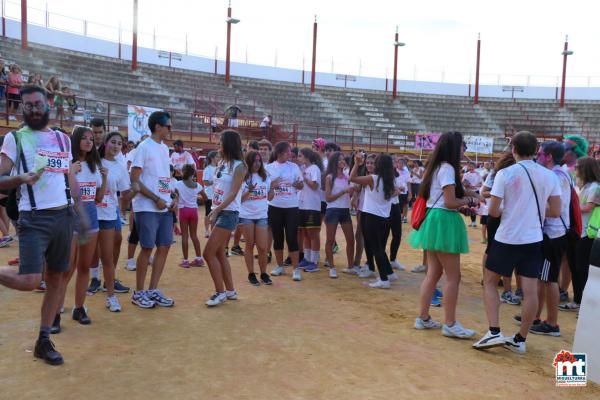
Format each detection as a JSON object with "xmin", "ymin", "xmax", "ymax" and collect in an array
[{"xmin": 174, "ymin": 164, "xmax": 205, "ymax": 268}]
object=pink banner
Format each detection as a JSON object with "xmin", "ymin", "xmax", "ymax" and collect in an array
[{"xmin": 415, "ymin": 133, "xmax": 441, "ymax": 150}]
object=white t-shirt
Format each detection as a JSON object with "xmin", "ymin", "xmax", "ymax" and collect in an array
[
  {"xmin": 327, "ymin": 174, "xmax": 351, "ymax": 209},
  {"xmin": 411, "ymin": 166, "xmax": 424, "ymax": 184},
  {"xmin": 463, "ymin": 171, "xmax": 483, "ymax": 191},
  {"xmin": 427, "ymin": 162, "xmax": 456, "ymax": 209},
  {"xmin": 170, "ymin": 151, "xmax": 195, "ymax": 171},
  {"xmin": 239, "ymin": 173, "xmax": 271, "ymax": 219},
  {"xmin": 97, "ymin": 158, "xmax": 130, "ymax": 220},
  {"xmin": 391, "ymin": 175, "xmax": 405, "ymax": 205},
  {"xmin": 174, "ymin": 180, "xmax": 203, "ymax": 209},
  {"xmin": 1, "ymin": 128, "xmax": 72, "ymax": 211},
  {"xmin": 299, "ymin": 164, "xmax": 321, "ymax": 211},
  {"xmin": 260, "ymin": 117, "xmax": 270, "ymax": 128},
  {"xmin": 579, "ymin": 182, "xmax": 600, "ymax": 238},
  {"xmin": 76, "ymin": 162, "xmax": 103, "ymax": 203},
  {"xmin": 131, "ymin": 138, "xmax": 172, "ymax": 213},
  {"xmin": 116, "ymin": 152, "xmax": 127, "ymax": 169},
  {"xmin": 266, "ymin": 161, "xmax": 302, "ymax": 208},
  {"xmin": 397, "ymin": 169, "xmax": 410, "ymax": 195},
  {"xmin": 126, "ymin": 149, "xmax": 136, "ymax": 172},
  {"xmin": 362, "ymin": 175, "xmax": 393, "ymax": 218},
  {"xmin": 544, "ymin": 166, "xmax": 571, "ymax": 239},
  {"xmin": 203, "ymin": 164, "xmax": 216, "ymax": 199},
  {"xmin": 212, "ymin": 160, "xmax": 243, "ymax": 212},
  {"xmin": 491, "ymin": 160, "xmax": 561, "ymax": 245},
  {"xmin": 320, "ymin": 157, "xmax": 329, "ymax": 202}
]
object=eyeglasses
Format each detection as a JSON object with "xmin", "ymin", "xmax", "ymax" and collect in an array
[{"xmin": 23, "ymin": 102, "xmax": 47, "ymax": 112}]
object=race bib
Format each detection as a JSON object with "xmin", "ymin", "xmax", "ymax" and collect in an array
[
  {"xmin": 158, "ymin": 177, "xmax": 171, "ymax": 194},
  {"xmin": 36, "ymin": 150, "xmax": 69, "ymax": 173},
  {"xmin": 213, "ymin": 188, "xmax": 224, "ymax": 206},
  {"xmin": 248, "ymin": 185, "xmax": 267, "ymax": 201},
  {"xmin": 79, "ymin": 181, "xmax": 97, "ymax": 201},
  {"xmin": 274, "ymin": 183, "xmax": 294, "ymax": 197}
]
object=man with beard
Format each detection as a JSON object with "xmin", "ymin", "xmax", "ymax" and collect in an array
[{"xmin": 0, "ymin": 85, "xmax": 84, "ymax": 365}]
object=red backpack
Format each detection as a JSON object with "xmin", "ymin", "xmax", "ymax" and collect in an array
[{"xmin": 557, "ymin": 169, "xmax": 582, "ymax": 238}]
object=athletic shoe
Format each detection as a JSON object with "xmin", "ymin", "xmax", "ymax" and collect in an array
[
  {"xmin": 442, "ymin": 321, "xmax": 475, "ymax": 339},
  {"xmin": 414, "ymin": 316, "xmax": 442, "ymax": 330},
  {"xmin": 147, "ymin": 289, "xmax": 174, "ymax": 307},
  {"xmin": 329, "ymin": 267, "xmax": 338, "ymax": 279},
  {"xmin": 131, "ymin": 290, "xmax": 156, "ymax": 309},
  {"xmin": 434, "ymin": 287, "xmax": 443, "ymax": 297},
  {"xmin": 271, "ymin": 265, "xmax": 285, "ymax": 276},
  {"xmin": 226, "ymin": 290, "xmax": 238, "ymax": 300},
  {"xmin": 512, "ymin": 314, "xmax": 541, "ymax": 326},
  {"xmin": 34, "ymin": 338, "xmax": 64, "ymax": 365},
  {"xmin": 260, "ymin": 273, "xmax": 272, "ymax": 285},
  {"xmin": 298, "ymin": 258, "xmax": 311, "ymax": 269},
  {"xmin": 503, "ymin": 335, "xmax": 526, "ymax": 354},
  {"xmin": 126, "ymin": 258, "xmax": 136, "ymax": 271},
  {"xmin": 390, "ymin": 260, "xmax": 405, "ymax": 271},
  {"xmin": 180, "ymin": 260, "xmax": 191, "ymax": 268},
  {"xmin": 559, "ymin": 290, "xmax": 569, "ymax": 303},
  {"xmin": 514, "ymin": 288, "xmax": 523, "ymax": 301},
  {"xmin": 102, "ymin": 280, "xmax": 130, "ymax": 294},
  {"xmin": 529, "ymin": 321, "xmax": 561, "ymax": 337},
  {"xmin": 388, "ymin": 272, "xmax": 399, "ymax": 282},
  {"xmin": 431, "ymin": 291, "xmax": 442, "ymax": 307},
  {"xmin": 120, "ymin": 217, "xmax": 128, "ymax": 225},
  {"xmin": 105, "ymin": 295, "xmax": 122, "ymax": 312},
  {"xmin": 284, "ymin": 256, "xmax": 292, "ymax": 266},
  {"xmin": 34, "ymin": 280, "xmax": 46, "ymax": 292},
  {"xmin": 230, "ymin": 245, "xmax": 244, "ymax": 256},
  {"xmin": 50, "ymin": 314, "xmax": 61, "ymax": 335},
  {"xmin": 558, "ymin": 302, "xmax": 579, "ymax": 312},
  {"xmin": 411, "ymin": 264, "xmax": 427, "ymax": 273},
  {"xmin": 472, "ymin": 330, "xmax": 507, "ymax": 349},
  {"xmin": 0, "ymin": 235, "xmax": 14, "ymax": 247},
  {"xmin": 72, "ymin": 306, "xmax": 91, "ymax": 325},
  {"xmin": 87, "ymin": 278, "xmax": 101, "ymax": 295},
  {"xmin": 304, "ymin": 262, "xmax": 320, "ymax": 272},
  {"xmin": 292, "ymin": 268, "xmax": 302, "ymax": 281},
  {"xmin": 341, "ymin": 266, "xmax": 360, "ymax": 275},
  {"xmin": 324, "ymin": 260, "xmax": 331, "ymax": 268},
  {"xmin": 368, "ymin": 279, "xmax": 390, "ymax": 289},
  {"xmin": 500, "ymin": 290, "xmax": 521, "ymax": 305},
  {"xmin": 193, "ymin": 257, "xmax": 205, "ymax": 267},
  {"xmin": 206, "ymin": 292, "xmax": 227, "ymax": 307},
  {"xmin": 332, "ymin": 243, "xmax": 340, "ymax": 254},
  {"xmin": 248, "ymin": 273, "xmax": 260, "ymax": 286},
  {"xmin": 358, "ymin": 267, "xmax": 375, "ymax": 278}
]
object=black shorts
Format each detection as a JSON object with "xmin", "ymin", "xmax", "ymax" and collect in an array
[
  {"xmin": 299, "ymin": 209, "xmax": 321, "ymax": 228},
  {"xmin": 7, "ymin": 92, "xmax": 21, "ymax": 109},
  {"xmin": 540, "ymin": 235, "xmax": 567, "ymax": 283},
  {"xmin": 486, "ymin": 240, "xmax": 543, "ymax": 279},
  {"xmin": 320, "ymin": 201, "xmax": 327, "ymax": 216},
  {"xmin": 204, "ymin": 200, "xmax": 212, "ymax": 216},
  {"xmin": 485, "ymin": 216, "xmax": 501, "ymax": 254},
  {"xmin": 480, "ymin": 215, "xmax": 488, "ymax": 225},
  {"xmin": 398, "ymin": 194, "xmax": 408, "ymax": 210}
]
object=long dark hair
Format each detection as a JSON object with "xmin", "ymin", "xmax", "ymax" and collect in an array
[
  {"xmin": 326, "ymin": 151, "xmax": 345, "ymax": 181},
  {"xmin": 219, "ymin": 130, "xmax": 243, "ymax": 173},
  {"xmin": 271, "ymin": 141, "xmax": 290, "ymax": 163},
  {"xmin": 71, "ymin": 126, "xmax": 101, "ymax": 173},
  {"xmin": 419, "ymin": 131, "xmax": 465, "ymax": 200},
  {"xmin": 244, "ymin": 150, "xmax": 267, "ymax": 182},
  {"xmin": 299, "ymin": 148, "xmax": 323, "ymax": 172},
  {"xmin": 98, "ymin": 131, "xmax": 123, "ymax": 159},
  {"xmin": 374, "ymin": 154, "xmax": 395, "ymax": 200},
  {"xmin": 576, "ymin": 157, "xmax": 600, "ymax": 185}
]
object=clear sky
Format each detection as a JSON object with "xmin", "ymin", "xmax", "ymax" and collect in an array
[{"xmin": 7, "ymin": 0, "xmax": 600, "ymax": 86}]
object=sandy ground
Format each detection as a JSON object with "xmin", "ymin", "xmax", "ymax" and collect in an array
[{"xmin": 0, "ymin": 215, "xmax": 598, "ymax": 400}]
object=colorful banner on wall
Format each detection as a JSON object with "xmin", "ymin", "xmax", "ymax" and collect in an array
[
  {"xmin": 464, "ymin": 135, "xmax": 494, "ymax": 154},
  {"xmin": 127, "ymin": 105, "xmax": 163, "ymax": 143},
  {"xmin": 414, "ymin": 133, "xmax": 441, "ymax": 150}
]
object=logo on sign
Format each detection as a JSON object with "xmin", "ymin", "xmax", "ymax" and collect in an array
[{"xmin": 554, "ymin": 350, "xmax": 587, "ymax": 387}]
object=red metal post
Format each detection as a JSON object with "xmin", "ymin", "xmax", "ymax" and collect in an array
[
  {"xmin": 392, "ymin": 28, "xmax": 398, "ymax": 99},
  {"xmin": 560, "ymin": 37, "xmax": 569, "ymax": 108},
  {"xmin": 132, "ymin": 0, "xmax": 138, "ymax": 70},
  {"xmin": 21, "ymin": 0, "xmax": 27, "ymax": 49},
  {"xmin": 310, "ymin": 16, "xmax": 317, "ymax": 93},
  {"xmin": 225, "ymin": 5, "xmax": 232, "ymax": 83},
  {"xmin": 474, "ymin": 34, "xmax": 481, "ymax": 105}
]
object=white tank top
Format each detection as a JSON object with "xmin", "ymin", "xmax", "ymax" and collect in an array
[
  {"xmin": 327, "ymin": 174, "xmax": 351, "ymax": 209},
  {"xmin": 212, "ymin": 159, "xmax": 243, "ymax": 212},
  {"xmin": 362, "ymin": 175, "xmax": 392, "ymax": 218}
]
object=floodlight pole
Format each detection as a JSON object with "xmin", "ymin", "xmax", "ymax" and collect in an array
[
  {"xmin": 20, "ymin": 0, "xmax": 27, "ymax": 48},
  {"xmin": 560, "ymin": 36, "xmax": 570, "ymax": 108},
  {"xmin": 392, "ymin": 26, "xmax": 399, "ymax": 99},
  {"xmin": 310, "ymin": 15, "xmax": 318, "ymax": 93},
  {"xmin": 225, "ymin": 1, "xmax": 232, "ymax": 84},
  {"xmin": 132, "ymin": 0, "xmax": 138, "ymax": 70},
  {"xmin": 474, "ymin": 33, "xmax": 481, "ymax": 105}
]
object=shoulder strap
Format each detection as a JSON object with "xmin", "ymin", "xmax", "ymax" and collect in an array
[
  {"xmin": 53, "ymin": 131, "xmax": 72, "ymax": 205},
  {"xmin": 518, "ymin": 163, "xmax": 543, "ymax": 231},
  {"xmin": 12, "ymin": 130, "xmax": 37, "ymax": 210}
]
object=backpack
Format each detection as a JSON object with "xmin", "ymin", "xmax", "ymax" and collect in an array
[{"xmin": 556, "ymin": 169, "xmax": 582, "ymax": 238}]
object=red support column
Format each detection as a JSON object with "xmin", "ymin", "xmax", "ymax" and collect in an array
[
  {"xmin": 392, "ymin": 28, "xmax": 399, "ymax": 99},
  {"xmin": 225, "ymin": 5, "xmax": 232, "ymax": 83},
  {"xmin": 310, "ymin": 16, "xmax": 318, "ymax": 93},
  {"xmin": 21, "ymin": 0, "xmax": 27, "ymax": 49},
  {"xmin": 474, "ymin": 34, "xmax": 481, "ymax": 105},
  {"xmin": 560, "ymin": 37, "xmax": 569, "ymax": 108},
  {"xmin": 132, "ymin": 0, "xmax": 138, "ymax": 71}
]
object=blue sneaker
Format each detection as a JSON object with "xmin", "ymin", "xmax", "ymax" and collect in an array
[
  {"xmin": 298, "ymin": 259, "xmax": 311, "ymax": 269},
  {"xmin": 304, "ymin": 262, "xmax": 320, "ymax": 273},
  {"xmin": 434, "ymin": 287, "xmax": 443, "ymax": 298},
  {"xmin": 431, "ymin": 291, "xmax": 442, "ymax": 307}
]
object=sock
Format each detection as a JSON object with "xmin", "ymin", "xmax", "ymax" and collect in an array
[
  {"xmin": 90, "ymin": 266, "xmax": 100, "ymax": 279},
  {"xmin": 489, "ymin": 326, "xmax": 501, "ymax": 335},
  {"xmin": 303, "ymin": 248, "xmax": 310, "ymax": 261},
  {"xmin": 514, "ymin": 333, "xmax": 526, "ymax": 343},
  {"xmin": 313, "ymin": 250, "xmax": 320, "ymax": 263},
  {"xmin": 39, "ymin": 326, "xmax": 51, "ymax": 340}
]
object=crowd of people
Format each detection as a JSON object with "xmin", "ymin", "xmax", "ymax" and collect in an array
[{"xmin": 0, "ymin": 84, "xmax": 598, "ymax": 367}]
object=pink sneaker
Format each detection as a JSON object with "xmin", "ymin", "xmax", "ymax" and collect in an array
[
  {"xmin": 193, "ymin": 257, "xmax": 205, "ymax": 267},
  {"xmin": 179, "ymin": 260, "xmax": 190, "ymax": 268}
]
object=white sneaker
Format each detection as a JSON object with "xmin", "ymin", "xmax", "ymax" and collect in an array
[
  {"xmin": 388, "ymin": 272, "xmax": 399, "ymax": 282},
  {"xmin": 120, "ymin": 217, "xmax": 128, "ymax": 225},
  {"xmin": 225, "ymin": 290, "xmax": 238, "ymax": 300},
  {"xmin": 411, "ymin": 264, "xmax": 427, "ymax": 273},
  {"xmin": 126, "ymin": 258, "xmax": 136, "ymax": 271},
  {"xmin": 390, "ymin": 260, "xmax": 405, "ymax": 271},
  {"xmin": 414, "ymin": 316, "xmax": 442, "ymax": 330},
  {"xmin": 442, "ymin": 321, "xmax": 476, "ymax": 339},
  {"xmin": 206, "ymin": 292, "xmax": 227, "ymax": 307},
  {"xmin": 341, "ymin": 266, "xmax": 360, "ymax": 275},
  {"xmin": 105, "ymin": 295, "xmax": 122, "ymax": 312},
  {"xmin": 472, "ymin": 330, "xmax": 506, "ymax": 349},
  {"xmin": 329, "ymin": 267, "xmax": 338, "ymax": 279},
  {"xmin": 324, "ymin": 260, "xmax": 331, "ymax": 268},
  {"xmin": 358, "ymin": 267, "xmax": 376, "ymax": 278},
  {"xmin": 503, "ymin": 335, "xmax": 526, "ymax": 354},
  {"xmin": 271, "ymin": 265, "xmax": 284, "ymax": 276},
  {"xmin": 292, "ymin": 268, "xmax": 302, "ymax": 281},
  {"xmin": 368, "ymin": 279, "xmax": 390, "ymax": 289}
]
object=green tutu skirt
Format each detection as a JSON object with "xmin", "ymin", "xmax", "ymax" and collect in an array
[{"xmin": 409, "ymin": 208, "xmax": 469, "ymax": 254}]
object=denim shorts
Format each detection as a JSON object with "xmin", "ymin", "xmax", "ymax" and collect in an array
[
  {"xmin": 17, "ymin": 208, "xmax": 74, "ymax": 274},
  {"xmin": 134, "ymin": 211, "xmax": 174, "ymax": 249},
  {"xmin": 324, "ymin": 207, "xmax": 352, "ymax": 225},
  {"xmin": 116, "ymin": 207, "xmax": 122, "ymax": 231},
  {"xmin": 99, "ymin": 219, "xmax": 119, "ymax": 230},
  {"xmin": 215, "ymin": 210, "xmax": 239, "ymax": 231},
  {"xmin": 74, "ymin": 201, "xmax": 100, "ymax": 234},
  {"xmin": 238, "ymin": 217, "xmax": 268, "ymax": 227}
]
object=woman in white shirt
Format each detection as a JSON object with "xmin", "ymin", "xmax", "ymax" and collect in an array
[
  {"xmin": 409, "ymin": 131, "xmax": 479, "ymax": 338},
  {"xmin": 354, "ymin": 154, "xmax": 377, "ymax": 278},
  {"xmin": 239, "ymin": 151, "xmax": 274, "ymax": 286},
  {"xmin": 324, "ymin": 151, "xmax": 355, "ymax": 279},
  {"xmin": 174, "ymin": 164, "xmax": 205, "ymax": 268},
  {"xmin": 202, "ymin": 151, "xmax": 219, "ymax": 238},
  {"xmin": 203, "ymin": 131, "xmax": 246, "ymax": 307}
]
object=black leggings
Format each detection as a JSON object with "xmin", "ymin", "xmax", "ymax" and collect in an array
[
  {"xmin": 409, "ymin": 183, "xmax": 420, "ymax": 207},
  {"xmin": 128, "ymin": 218, "xmax": 139, "ymax": 245},
  {"xmin": 361, "ymin": 211, "xmax": 392, "ymax": 281},
  {"xmin": 384, "ymin": 203, "xmax": 403, "ymax": 262},
  {"xmin": 573, "ymin": 236, "xmax": 593, "ymax": 304},
  {"xmin": 268, "ymin": 205, "xmax": 299, "ymax": 252}
]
